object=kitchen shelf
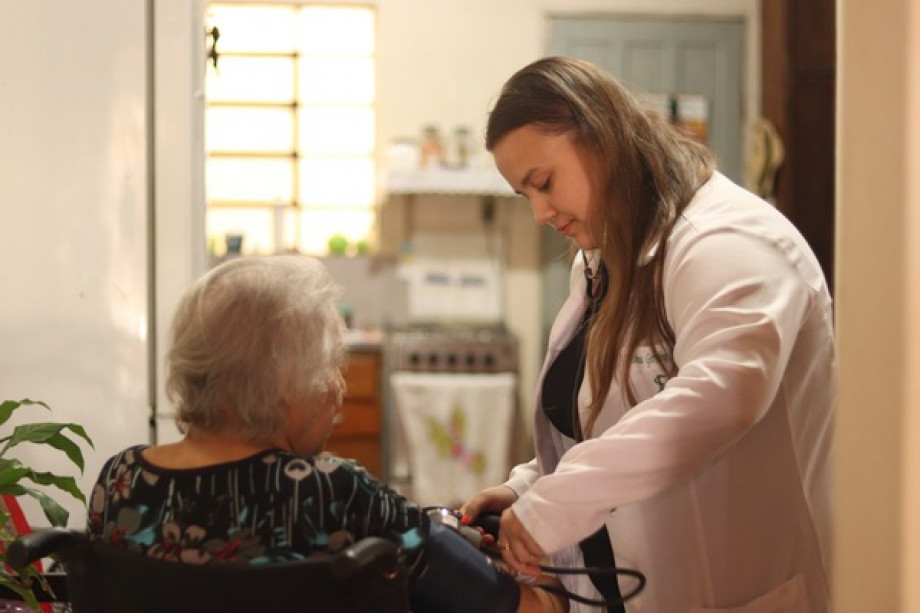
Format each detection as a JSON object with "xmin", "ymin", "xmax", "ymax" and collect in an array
[{"xmin": 386, "ymin": 168, "xmax": 515, "ymax": 196}]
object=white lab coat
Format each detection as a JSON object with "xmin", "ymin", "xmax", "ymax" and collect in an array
[{"xmin": 506, "ymin": 173, "xmax": 834, "ymax": 612}]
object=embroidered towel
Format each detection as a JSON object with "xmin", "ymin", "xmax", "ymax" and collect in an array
[{"xmin": 390, "ymin": 372, "xmax": 516, "ymax": 507}]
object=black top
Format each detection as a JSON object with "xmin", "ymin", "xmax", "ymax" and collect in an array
[
  {"xmin": 539, "ymin": 262, "xmax": 625, "ymax": 613},
  {"xmin": 541, "ymin": 261, "xmax": 607, "ymax": 442},
  {"xmin": 87, "ymin": 446, "xmax": 427, "ymax": 564}
]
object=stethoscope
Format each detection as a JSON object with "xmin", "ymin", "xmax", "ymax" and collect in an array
[{"xmin": 426, "ymin": 507, "xmax": 647, "ymax": 609}]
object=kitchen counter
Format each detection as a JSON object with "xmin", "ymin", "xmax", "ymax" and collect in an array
[{"xmin": 344, "ymin": 328, "xmax": 385, "ymax": 352}]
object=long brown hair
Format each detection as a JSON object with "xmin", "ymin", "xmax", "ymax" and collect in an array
[{"xmin": 486, "ymin": 56, "xmax": 715, "ymax": 435}]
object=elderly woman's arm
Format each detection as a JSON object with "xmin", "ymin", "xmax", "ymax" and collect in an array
[{"xmin": 519, "ymin": 579, "xmax": 568, "ymax": 613}]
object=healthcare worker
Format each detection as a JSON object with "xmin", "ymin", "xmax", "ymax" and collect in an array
[{"xmin": 462, "ymin": 56, "xmax": 834, "ymax": 612}]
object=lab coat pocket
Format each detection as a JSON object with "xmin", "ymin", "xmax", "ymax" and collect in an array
[{"xmin": 690, "ymin": 573, "xmax": 808, "ymax": 613}]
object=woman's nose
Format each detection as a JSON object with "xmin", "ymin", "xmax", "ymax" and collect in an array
[{"xmin": 530, "ymin": 197, "xmax": 556, "ymax": 225}]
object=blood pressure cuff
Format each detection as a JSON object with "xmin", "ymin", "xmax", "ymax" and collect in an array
[{"xmin": 409, "ymin": 522, "xmax": 520, "ymax": 613}]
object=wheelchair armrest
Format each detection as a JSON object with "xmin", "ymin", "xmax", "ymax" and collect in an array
[
  {"xmin": 6, "ymin": 528, "xmax": 85, "ymax": 569},
  {"xmin": 329, "ymin": 536, "xmax": 400, "ymax": 580}
]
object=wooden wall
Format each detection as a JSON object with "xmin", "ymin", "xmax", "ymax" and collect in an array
[{"xmin": 761, "ymin": 0, "xmax": 837, "ymax": 292}]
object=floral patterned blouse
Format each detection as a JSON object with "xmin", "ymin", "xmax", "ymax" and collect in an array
[{"xmin": 86, "ymin": 445, "xmax": 427, "ymax": 565}]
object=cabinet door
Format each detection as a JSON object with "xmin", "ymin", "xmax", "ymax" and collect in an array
[{"xmin": 325, "ymin": 351, "xmax": 383, "ymax": 477}]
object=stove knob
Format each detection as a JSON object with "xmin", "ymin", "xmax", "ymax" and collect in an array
[
  {"xmin": 409, "ymin": 352, "xmax": 421, "ymax": 368},
  {"xmin": 483, "ymin": 354, "xmax": 495, "ymax": 370},
  {"xmin": 465, "ymin": 353, "xmax": 477, "ymax": 369},
  {"xmin": 428, "ymin": 353, "xmax": 439, "ymax": 368},
  {"xmin": 446, "ymin": 353, "xmax": 458, "ymax": 368}
]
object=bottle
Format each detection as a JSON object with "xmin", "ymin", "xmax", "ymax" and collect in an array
[
  {"xmin": 454, "ymin": 126, "xmax": 471, "ymax": 168},
  {"xmin": 420, "ymin": 125, "xmax": 443, "ymax": 169}
]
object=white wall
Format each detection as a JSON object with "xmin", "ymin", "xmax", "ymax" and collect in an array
[
  {"xmin": 377, "ymin": 0, "xmax": 760, "ymax": 154},
  {"xmin": 0, "ymin": 0, "xmax": 152, "ymax": 527},
  {"xmin": 0, "ymin": 0, "xmax": 207, "ymax": 526},
  {"xmin": 835, "ymin": 1, "xmax": 920, "ymax": 611}
]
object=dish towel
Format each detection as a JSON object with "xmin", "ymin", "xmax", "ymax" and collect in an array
[{"xmin": 390, "ymin": 372, "xmax": 516, "ymax": 507}]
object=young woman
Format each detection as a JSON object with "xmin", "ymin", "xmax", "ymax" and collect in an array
[
  {"xmin": 88, "ymin": 254, "xmax": 566, "ymax": 613},
  {"xmin": 463, "ymin": 56, "xmax": 834, "ymax": 612}
]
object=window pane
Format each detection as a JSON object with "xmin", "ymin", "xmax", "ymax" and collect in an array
[
  {"xmin": 207, "ymin": 107, "xmax": 294, "ymax": 153},
  {"xmin": 299, "ymin": 158, "xmax": 374, "ymax": 207},
  {"xmin": 207, "ymin": 158, "xmax": 293, "ymax": 203},
  {"xmin": 207, "ymin": 56, "xmax": 295, "ymax": 103},
  {"xmin": 207, "ymin": 208, "xmax": 275, "ymax": 256},
  {"xmin": 299, "ymin": 108, "xmax": 374, "ymax": 155},
  {"xmin": 296, "ymin": 209, "xmax": 374, "ymax": 255},
  {"xmin": 298, "ymin": 7, "xmax": 375, "ymax": 54},
  {"xmin": 205, "ymin": 4, "xmax": 378, "ymax": 259},
  {"xmin": 299, "ymin": 58, "xmax": 375, "ymax": 105},
  {"xmin": 209, "ymin": 5, "xmax": 297, "ymax": 53}
]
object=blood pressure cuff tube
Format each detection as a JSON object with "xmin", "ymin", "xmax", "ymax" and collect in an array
[{"xmin": 409, "ymin": 522, "xmax": 520, "ymax": 613}]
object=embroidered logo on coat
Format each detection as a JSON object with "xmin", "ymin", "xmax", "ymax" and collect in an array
[{"xmin": 630, "ymin": 349, "xmax": 674, "ymax": 393}]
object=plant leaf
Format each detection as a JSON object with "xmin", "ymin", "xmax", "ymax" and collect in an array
[
  {"xmin": 63, "ymin": 422, "xmax": 93, "ymax": 447},
  {"xmin": 16, "ymin": 485, "xmax": 69, "ymax": 527},
  {"xmin": 6, "ymin": 423, "xmax": 69, "ymax": 446},
  {"xmin": 0, "ymin": 575, "xmax": 42, "ymax": 612},
  {"xmin": 45, "ymin": 430, "xmax": 91, "ymax": 472},
  {"xmin": 0, "ymin": 484, "xmax": 27, "ymax": 497},
  {"xmin": 23, "ymin": 471, "xmax": 86, "ymax": 504},
  {"xmin": 7, "ymin": 561, "xmax": 40, "ymax": 582},
  {"xmin": 38, "ymin": 433, "xmax": 83, "ymax": 473},
  {"xmin": 4, "ymin": 423, "xmax": 93, "ymax": 472},
  {"xmin": 0, "ymin": 399, "xmax": 49, "ymax": 430},
  {"xmin": 12, "ymin": 563, "xmax": 53, "ymax": 599},
  {"xmin": 10, "ymin": 422, "xmax": 93, "ymax": 448},
  {"xmin": 0, "ymin": 457, "xmax": 30, "ymax": 486}
]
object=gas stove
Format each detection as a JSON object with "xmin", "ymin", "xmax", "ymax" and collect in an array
[{"xmin": 387, "ymin": 326, "xmax": 518, "ymax": 373}]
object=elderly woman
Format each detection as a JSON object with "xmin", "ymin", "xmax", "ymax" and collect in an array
[{"xmin": 87, "ymin": 255, "xmax": 565, "ymax": 613}]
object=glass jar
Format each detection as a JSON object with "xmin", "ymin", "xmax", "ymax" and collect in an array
[{"xmin": 420, "ymin": 125, "xmax": 443, "ymax": 169}]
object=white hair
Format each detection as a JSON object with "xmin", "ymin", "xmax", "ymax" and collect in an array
[{"xmin": 165, "ymin": 255, "xmax": 345, "ymax": 442}]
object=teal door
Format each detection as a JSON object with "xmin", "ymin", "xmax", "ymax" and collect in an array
[{"xmin": 547, "ymin": 16, "xmax": 745, "ymax": 183}]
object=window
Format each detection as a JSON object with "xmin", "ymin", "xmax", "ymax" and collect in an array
[{"xmin": 205, "ymin": 3, "xmax": 376, "ymax": 257}]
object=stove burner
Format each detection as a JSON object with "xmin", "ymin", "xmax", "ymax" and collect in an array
[{"xmin": 388, "ymin": 328, "xmax": 518, "ymax": 373}]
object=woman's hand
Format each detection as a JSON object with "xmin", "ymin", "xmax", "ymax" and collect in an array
[
  {"xmin": 462, "ymin": 487, "xmax": 545, "ymax": 578},
  {"xmin": 460, "ymin": 484, "xmax": 518, "ymax": 522},
  {"xmin": 499, "ymin": 508, "xmax": 545, "ymax": 578}
]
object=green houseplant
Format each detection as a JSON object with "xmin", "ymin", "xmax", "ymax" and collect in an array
[{"xmin": 0, "ymin": 398, "xmax": 93, "ymax": 610}]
